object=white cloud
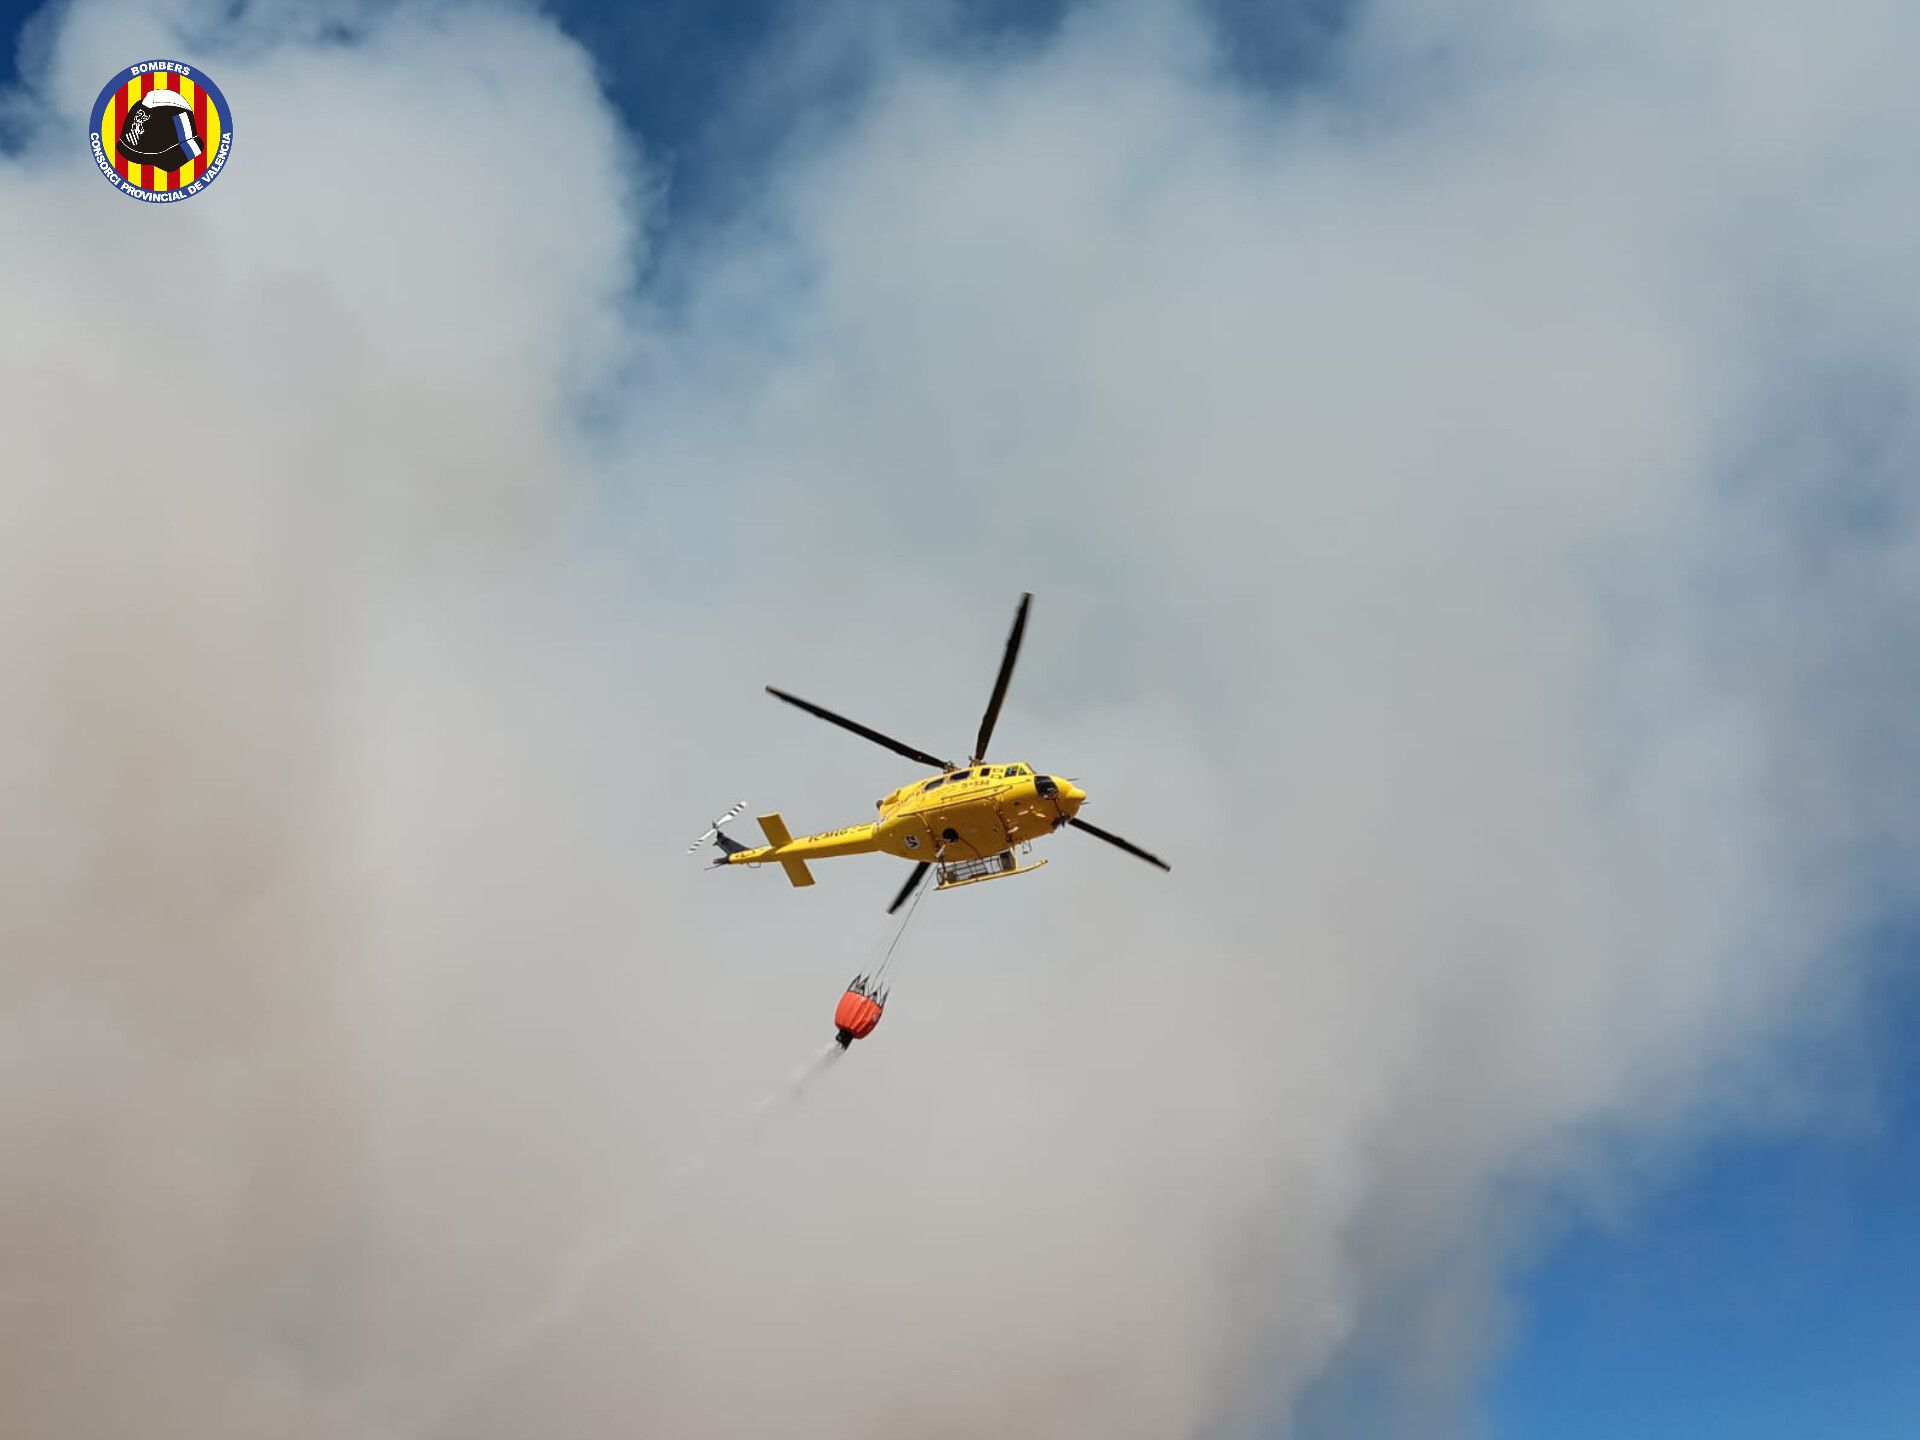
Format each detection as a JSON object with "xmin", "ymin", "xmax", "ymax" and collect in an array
[{"xmin": 3, "ymin": 0, "xmax": 1917, "ymax": 1437}]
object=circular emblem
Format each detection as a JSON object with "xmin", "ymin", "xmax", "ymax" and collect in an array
[
  {"xmin": 89, "ymin": 60, "xmax": 233, "ymax": 203},
  {"xmin": 904, "ymin": 833, "xmax": 920, "ymax": 850}
]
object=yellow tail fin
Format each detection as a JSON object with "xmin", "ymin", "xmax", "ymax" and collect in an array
[{"xmin": 757, "ymin": 813, "xmax": 815, "ymax": 888}]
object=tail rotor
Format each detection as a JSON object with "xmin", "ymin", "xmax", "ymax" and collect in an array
[{"xmin": 689, "ymin": 800, "xmax": 750, "ymax": 865}]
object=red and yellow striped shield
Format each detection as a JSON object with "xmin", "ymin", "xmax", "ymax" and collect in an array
[{"xmin": 89, "ymin": 61, "xmax": 233, "ymax": 203}]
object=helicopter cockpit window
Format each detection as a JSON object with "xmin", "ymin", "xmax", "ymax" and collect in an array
[{"xmin": 922, "ymin": 778, "xmax": 944, "ymax": 791}]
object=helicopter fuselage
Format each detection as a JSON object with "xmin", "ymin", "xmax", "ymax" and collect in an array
[{"xmin": 716, "ymin": 763, "xmax": 1086, "ymax": 873}]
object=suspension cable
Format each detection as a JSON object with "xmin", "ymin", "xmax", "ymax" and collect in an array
[{"xmin": 871, "ymin": 868, "xmax": 933, "ymax": 989}]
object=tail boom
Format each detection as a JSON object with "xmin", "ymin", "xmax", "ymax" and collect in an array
[{"xmin": 718, "ymin": 814, "xmax": 881, "ymax": 887}]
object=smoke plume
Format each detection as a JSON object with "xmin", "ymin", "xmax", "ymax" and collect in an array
[{"xmin": 3, "ymin": 0, "xmax": 1917, "ymax": 1436}]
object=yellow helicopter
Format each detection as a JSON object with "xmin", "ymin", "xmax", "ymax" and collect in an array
[{"xmin": 692, "ymin": 593, "xmax": 1171, "ymax": 913}]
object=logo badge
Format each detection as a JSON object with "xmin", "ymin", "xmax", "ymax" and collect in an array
[{"xmin": 90, "ymin": 60, "xmax": 232, "ymax": 203}]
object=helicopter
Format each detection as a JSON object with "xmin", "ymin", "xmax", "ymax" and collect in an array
[{"xmin": 692, "ymin": 592, "xmax": 1171, "ymax": 913}]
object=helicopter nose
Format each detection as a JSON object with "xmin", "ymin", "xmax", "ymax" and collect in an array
[{"xmin": 1057, "ymin": 779, "xmax": 1086, "ymax": 811}]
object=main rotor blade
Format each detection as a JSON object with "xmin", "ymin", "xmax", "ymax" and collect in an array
[
  {"xmin": 886, "ymin": 860, "xmax": 932, "ymax": 914},
  {"xmin": 971, "ymin": 591, "xmax": 1032, "ymax": 763},
  {"xmin": 765, "ymin": 687, "xmax": 954, "ymax": 771},
  {"xmin": 1067, "ymin": 816, "xmax": 1171, "ymax": 872}
]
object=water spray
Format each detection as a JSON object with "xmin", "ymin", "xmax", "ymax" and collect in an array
[{"xmin": 415, "ymin": 1038, "xmax": 846, "ymax": 1436}]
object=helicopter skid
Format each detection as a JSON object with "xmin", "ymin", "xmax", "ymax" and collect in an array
[{"xmin": 935, "ymin": 850, "xmax": 1048, "ymax": 892}]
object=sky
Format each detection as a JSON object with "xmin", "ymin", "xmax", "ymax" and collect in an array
[
  {"xmin": 3, "ymin": 1, "xmax": 1918, "ymax": 1438},
  {"xmin": 1487, "ymin": 933, "xmax": 1920, "ymax": 1440}
]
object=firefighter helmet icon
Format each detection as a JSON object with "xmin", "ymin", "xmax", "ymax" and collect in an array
[
  {"xmin": 119, "ymin": 88, "xmax": 203, "ymax": 172},
  {"xmin": 89, "ymin": 61, "xmax": 233, "ymax": 202}
]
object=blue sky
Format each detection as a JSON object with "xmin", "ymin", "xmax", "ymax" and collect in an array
[
  {"xmin": 9, "ymin": 0, "xmax": 1917, "ymax": 1433},
  {"xmin": 530, "ymin": 0, "xmax": 1351, "ymax": 228},
  {"xmin": 1485, "ymin": 936, "xmax": 1920, "ymax": 1439}
]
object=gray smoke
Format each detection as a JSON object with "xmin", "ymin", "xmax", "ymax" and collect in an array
[{"xmin": 3, "ymin": 0, "xmax": 1918, "ymax": 1437}]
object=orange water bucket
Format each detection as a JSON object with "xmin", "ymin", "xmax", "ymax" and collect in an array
[{"xmin": 833, "ymin": 988, "xmax": 884, "ymax": 1047}]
